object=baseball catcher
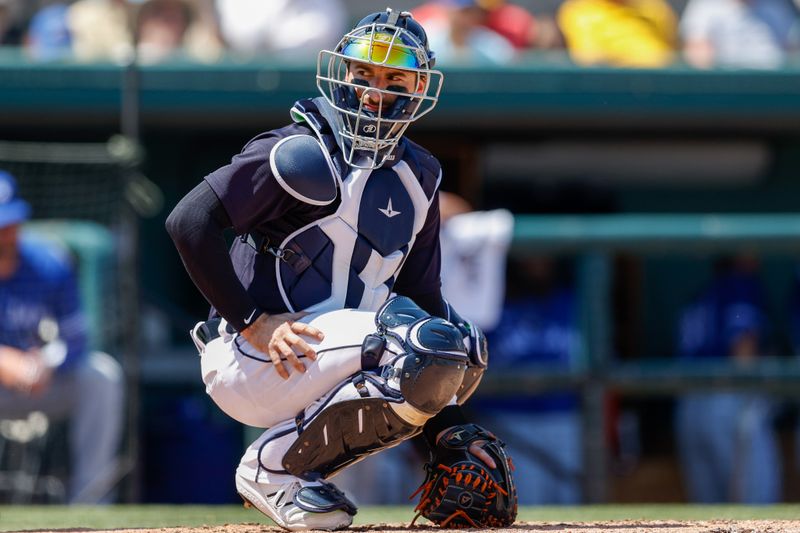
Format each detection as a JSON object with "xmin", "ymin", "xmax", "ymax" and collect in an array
[{"xmin": 167, "ymin": 7, "xmax": 515, "ymax": 531}]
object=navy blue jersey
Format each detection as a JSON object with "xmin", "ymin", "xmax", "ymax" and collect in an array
[
  {"xmin": 0, "ymin": 235, "xmax": 88, "ymax": 372},
  {"xmin": 205, "ymin": 98, "xmax": 443, "ymax": 316}
]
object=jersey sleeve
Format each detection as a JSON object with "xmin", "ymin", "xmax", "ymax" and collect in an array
[
  {"xmin": 393, "ymin": 189, "xmax": 443, "ymax": 301},
  {"xmin": 204, "ymin": 132, "xmax": 301, "ymax": 235}
]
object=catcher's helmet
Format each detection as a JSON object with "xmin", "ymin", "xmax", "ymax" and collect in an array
[{"xmin": 317, "ymin": 8, "xmax": 443, "ymax": 169}]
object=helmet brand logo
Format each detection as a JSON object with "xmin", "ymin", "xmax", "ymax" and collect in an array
[{"xmin": 362, "ymin": 124, "xmax": 377, "ymax": 133}]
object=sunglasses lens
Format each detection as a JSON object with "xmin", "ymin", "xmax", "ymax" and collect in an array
[{"xmin": 342, "ymin": 32, "xmax": 420, "ymax": 68}]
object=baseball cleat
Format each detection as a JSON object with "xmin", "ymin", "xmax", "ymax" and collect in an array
[{"xmin": 236, "ymin": 473, "xmax": 356, "ymax": 531}]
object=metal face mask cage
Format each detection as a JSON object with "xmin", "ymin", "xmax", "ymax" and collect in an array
[{"xmin": 317, "ymin": 18, "xmax": 444, "ymax": 169}]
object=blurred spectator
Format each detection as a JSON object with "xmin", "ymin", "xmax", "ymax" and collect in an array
[
  {"xmin": 475, "ymin": 255, "xmax": 584, "ymax": 504},
  {"xmin": 134, "ymin": 0, "xmax": 222, "ymax": 64},
  {"xmin": 557, "ymin": 0, "xmax": 678, "ymax": 68},
  {"xmin": 440, "ymin": 192, "xmax": 583, "ymax": 505},
  {"xmin": 0, "ymin": 0, "xmax": 24, "ymax": 45},
  {"xmin": 438, "ymin": 196, "xmax": 583, "ymax": 504},
  {"xmin": 681, "ymin": 0, "xmax": 800, "ymax": 69},
  {"xmin": 215, "ymin": 0, "xmax": 346, "ymax": 59},
  {"xmin": 25, "ymin": 3, "xmax": 72, "ymax": 61},
  {"xmin": 68, "ymin": 0, "xmax": 134, "ymax": 62},
  {"xmin": 438, "ymin": 191, "xmax": 514, "ymax": 331},
  {"xmin": 0, "ymin": 170, "xmax": 124, "ymax": 503},
  {"xmin": 412, "ymin": 0, "xmax": 516, "ymax": 64},
  {"xmin": 65, "ymin": 0, "xmax": 221, "ymax": 64},
  {"xmin": 674, "ymin": 255, "xmax": 781, "ymax": 503},
  {"xmin": 414, "ymin": 0, "xmax": 562, "ymax": 51},
  {"xmin": 135, "ymin": 0, "xmax": 188, "ymax": 63}
]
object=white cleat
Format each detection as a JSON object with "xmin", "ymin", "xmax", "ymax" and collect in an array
[{"xmin": 236, "ymin": 473, "xmax": 356, "ymax": 531}]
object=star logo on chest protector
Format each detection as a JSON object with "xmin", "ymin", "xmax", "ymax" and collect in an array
[{"xmin": 379, "ymin": 198, "xmax": 402, "ymax": 219}]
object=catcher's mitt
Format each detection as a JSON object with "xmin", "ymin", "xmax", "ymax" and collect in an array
[{"xmin": 411, "ymin": 424, "xmax": 517, "ymax": 528}]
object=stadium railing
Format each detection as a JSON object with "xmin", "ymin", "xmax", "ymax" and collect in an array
[{"xmin": 1, "ymin": 50, "xmax": 800, "ymax": 132}]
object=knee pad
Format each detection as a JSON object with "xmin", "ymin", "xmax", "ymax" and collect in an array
[
  {"xmin": 388, "ymin": 316, "xmax": 470, "ymax": 423},
  {"xmin": 373, "ymin": 296, "xmax": 471, "ymax": 422}
]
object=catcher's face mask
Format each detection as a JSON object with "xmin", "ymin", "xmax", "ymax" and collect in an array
[{"xmin": 316, "ymin": 9, "xmax": 443, "ymax": 169}]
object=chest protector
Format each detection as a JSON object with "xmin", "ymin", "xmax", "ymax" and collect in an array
[{"xmin": 271, "ymin": 101, "xmax": 439, "ymax": 314}]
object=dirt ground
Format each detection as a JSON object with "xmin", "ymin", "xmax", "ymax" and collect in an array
[{"xmin": 30, "ymin": 521, "xmax": 800, "ymax": 533}]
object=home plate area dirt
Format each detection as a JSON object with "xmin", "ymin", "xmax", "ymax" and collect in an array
[{"xmin": 88, "ymin": 520, "xmax": 800, "ymax": 533}]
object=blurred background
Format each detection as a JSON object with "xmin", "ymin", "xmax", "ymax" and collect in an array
[{"xmin": 1, "ymin": 0, "xmax": 800, "ymax": 508}]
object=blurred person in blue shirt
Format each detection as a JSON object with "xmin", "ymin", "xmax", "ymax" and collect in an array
[
  {"xmin": 674, "ymin": 254, "xmax": 781, "ymax": 503},
  {"xmin": 24, "ymin": 2, "xmax": 72, "ymax": 61},
  {"xmin": 0, "ymin": 170, "xmax": 124, "ymax": 503},
  {"xmin": 475, "ymin": 255, "xmax": 583, "ymax": 504}
]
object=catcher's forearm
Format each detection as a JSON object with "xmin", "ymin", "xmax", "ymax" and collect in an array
[{"xmin": 166, "ymin": 181, "xmax": 261, "ymax": 331}]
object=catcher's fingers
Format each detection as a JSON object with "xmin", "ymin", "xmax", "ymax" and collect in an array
[
  {"xmin": 275, "ymin": 338, "xmax": 306, "ymax": 375},
  {"xmin": 469, "ymin": 441, "xmax": 496, "ymax": 469},
  {"xmin": 284, "ymin": 331, "xmax": 316, "ymax": 360},
  {"xmin": 289, "ymin": 322, "xmax": 324, "ymax": 360},
  {"xmin": 267, "ymin": 345, "xmax": 290, "ymax": 380},
  {"xmin": 291, "ymin": 321, "xmax": 324, "ymax": 340}
]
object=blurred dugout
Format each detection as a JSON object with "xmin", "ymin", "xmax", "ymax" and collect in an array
[{"xmin": 0, "ymin": 137, "xmax": 147, "ymax": 502}]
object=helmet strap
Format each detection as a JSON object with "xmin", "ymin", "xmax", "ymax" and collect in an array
[{"xmin": 386, "ymin": 8, "xmax": 400, "ymax": 26}]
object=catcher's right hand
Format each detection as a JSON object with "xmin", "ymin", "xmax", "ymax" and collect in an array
[
  {"xmin": 411, "ymin": 424, "xmax": 517, "ymax": 528},
  {"xmin": 240, "ymin": 312, "xmax": 323, "ymax": 379}
]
